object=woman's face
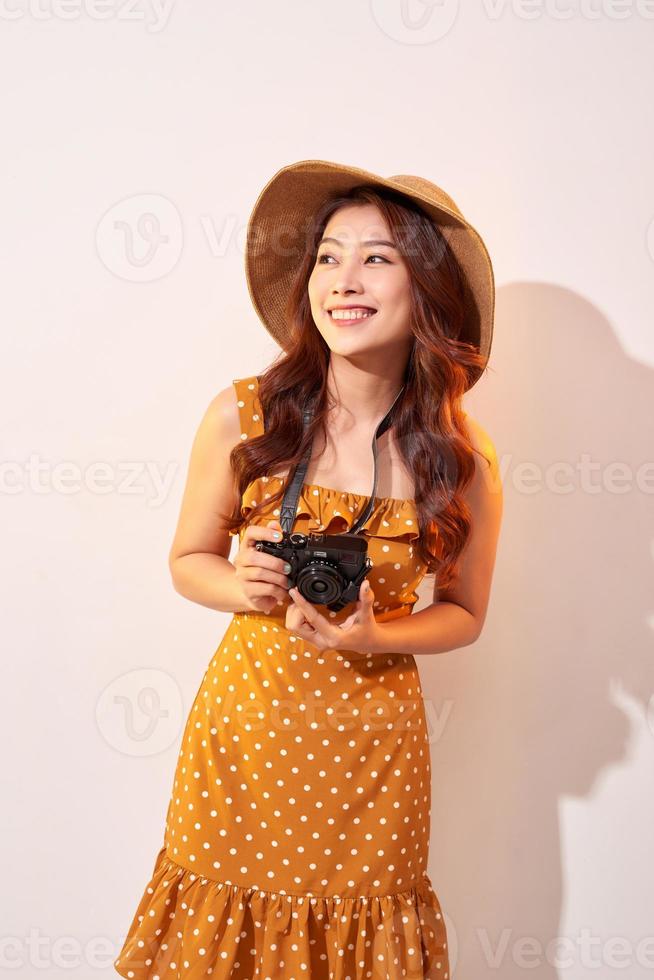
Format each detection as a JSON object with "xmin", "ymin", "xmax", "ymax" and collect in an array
[{"xmin": 307, "ymin": 203, "xmax": 413, "ymax": 358}]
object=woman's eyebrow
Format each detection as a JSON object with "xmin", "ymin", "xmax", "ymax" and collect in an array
[{"xmin": 318, "ymin": 236, "xmax": 398, "ymax": 250}]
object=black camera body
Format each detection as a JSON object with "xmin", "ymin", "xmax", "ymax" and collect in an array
[{"xmin": 255, "ymin": 530, "xmax": 373, "ymax": 612}]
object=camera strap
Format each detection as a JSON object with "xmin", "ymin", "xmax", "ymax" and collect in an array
[{"xmin": 279, "ymin": 384, "xmax": 406, "ymax": 536}]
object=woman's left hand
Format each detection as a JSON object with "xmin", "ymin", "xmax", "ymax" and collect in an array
[{"xmin": 285, "ymin": 579, "xmax": 383, "ymax": 655}]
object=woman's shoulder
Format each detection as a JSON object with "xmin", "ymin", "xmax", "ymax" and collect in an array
[
  {"xmin": 461, "ymin": 411, "xmax": 499, "ymax": 473},
  {"xmin": 193, "ymin": 375, "xmax": 260, "ymax": 443}
]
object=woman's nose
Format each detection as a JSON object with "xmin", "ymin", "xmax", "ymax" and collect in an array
[{"xmin": 331, "ymin": 269, "xmax": 363, "ymax": 292}]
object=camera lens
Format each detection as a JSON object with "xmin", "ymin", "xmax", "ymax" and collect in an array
[{"xmin": 296, "ymin": 562, "xmax": 343, "ymax": 605}]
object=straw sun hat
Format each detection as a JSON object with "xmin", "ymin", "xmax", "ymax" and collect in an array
[{"xmin": 244, "ymin": 159, "xmax": 495, "ymax": 391}]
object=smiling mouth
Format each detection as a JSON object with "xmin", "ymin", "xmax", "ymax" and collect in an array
[{"xmin": 327, "ymin": 309, "xmax": 377, "ymax": 324}]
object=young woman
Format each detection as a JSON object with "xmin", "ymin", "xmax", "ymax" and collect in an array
[{"xmin": 115, "ymin": 159, "xmax": 503, "ymax": 980}]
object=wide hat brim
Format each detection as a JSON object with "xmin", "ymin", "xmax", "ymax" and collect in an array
[{"xmin": 244, "ymin": 159, "xmax": 495, "ymax": 391}]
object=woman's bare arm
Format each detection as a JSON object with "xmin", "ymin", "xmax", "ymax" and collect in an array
[
  {"xmin": 168, "ymin": 385, "xmax": 253, "ymax": 613},
  {"xmin": 371, "ymin": 414, "xmax": 504, "ymax": 656}
]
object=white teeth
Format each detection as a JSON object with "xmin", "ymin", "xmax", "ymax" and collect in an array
[{"xmin": 329, "ymin": 309, "xmax": 375, "ymax": 321}]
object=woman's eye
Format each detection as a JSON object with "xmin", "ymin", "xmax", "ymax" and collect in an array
[{"xmin": 317, "ymin": 253, "xmax": 388, "ymax": 265}]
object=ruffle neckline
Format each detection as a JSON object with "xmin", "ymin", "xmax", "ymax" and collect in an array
[
  {"xmin": 240, "ymin": 475, "xmax": 420, "ymax": 541},
  {"xmin": 114, "ymin": 845, "xmax": 449, "ymax": 979}
]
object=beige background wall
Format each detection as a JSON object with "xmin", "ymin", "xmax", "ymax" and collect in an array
[{"xmin": 2, "ymin": 2, "xmax": 653, "ymax": 977}]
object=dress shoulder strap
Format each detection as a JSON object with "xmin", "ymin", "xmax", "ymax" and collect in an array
[{"xmin": 231, "ymin": 375, "xmax": 265, "ymax": 441}]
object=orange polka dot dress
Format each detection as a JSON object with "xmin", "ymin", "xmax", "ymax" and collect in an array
[{"xmin": 114, "ymin": 375, "xmax": 450, "ymax": 980}]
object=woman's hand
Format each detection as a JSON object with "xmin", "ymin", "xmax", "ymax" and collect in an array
[
  {"xmin": 233, "ymin": 519, "xmax": 290, "ymax": 615},
  {"xmin": 285, "ymin": 578, "xmax": 383, "ymax": 655}
]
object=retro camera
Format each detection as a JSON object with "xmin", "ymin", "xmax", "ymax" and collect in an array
[
  {"xmin": 253, "ymin": 383, "xmax": 405, "ymax": 612},
  {"xmin": 255, "ymin": 530, "xmax": 372, "ymax": 612}
]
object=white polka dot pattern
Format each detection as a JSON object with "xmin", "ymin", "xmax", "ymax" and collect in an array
[{"xmin": 114, "ymin": 376, "xmax": 450, "ymax": 979}]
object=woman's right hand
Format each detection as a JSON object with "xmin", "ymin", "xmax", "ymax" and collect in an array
[{"xmin": 233, "ymin": 519, "xmax": 291, "ymax": 614}]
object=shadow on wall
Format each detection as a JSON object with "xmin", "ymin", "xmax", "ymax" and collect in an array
[{"xmin": 416, "ymin": 281, "xmax": 654, "ymax": 979}]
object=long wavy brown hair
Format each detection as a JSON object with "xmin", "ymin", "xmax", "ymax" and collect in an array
[{"xmin": 221, "ymin": 185, "xmax": 489, "ymax": 589}]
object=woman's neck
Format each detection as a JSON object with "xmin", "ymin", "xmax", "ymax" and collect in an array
[{"xmin": 325, "ymin": 358, "xmax": 406, "ymax": 428}]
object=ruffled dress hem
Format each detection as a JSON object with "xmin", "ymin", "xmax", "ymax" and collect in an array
[{"xmin": 114, "ymin": 844, "xmax": 450, "ymax": 979}]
